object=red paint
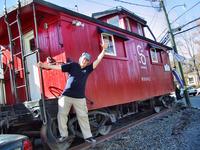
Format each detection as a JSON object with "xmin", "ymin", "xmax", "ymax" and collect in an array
[
  {"xmin": 95, "ymin": 13, "xmax": 144, "ymax": 35},
  {"xmin": 0, "ymin": 1, "xmax": 174, "ymax": 109}
]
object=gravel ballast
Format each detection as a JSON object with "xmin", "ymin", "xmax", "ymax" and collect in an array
[{"xmin": 90, "ymin": 107, "xmax": 200, "ymax": 150}]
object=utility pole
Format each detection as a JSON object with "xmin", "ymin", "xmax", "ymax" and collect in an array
[{"xmin": 160, "ymin": 0, "xmax": 191, "ymax": 107}]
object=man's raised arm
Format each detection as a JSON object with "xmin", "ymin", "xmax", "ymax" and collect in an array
[
  {"xmin": 93, "ymin": 43, "xmax": 108, "ymax": 69},
  {"xmin": 38, "ymin": 62, "xmax": 61, "ymax": 70}
]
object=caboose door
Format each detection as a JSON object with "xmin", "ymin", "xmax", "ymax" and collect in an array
[{"xmin": 23, "ymin": 30, "xmax": 41, "ymax": 101}]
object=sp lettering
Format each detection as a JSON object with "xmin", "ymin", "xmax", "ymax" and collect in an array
[{"xmin": 136, "ymin": 44, "xmax": 147, "ymax": 66}]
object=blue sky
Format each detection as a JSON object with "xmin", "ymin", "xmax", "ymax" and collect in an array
[{"xmin": 0, "ymin": 0, "xmax": 199, "ymax": 40}]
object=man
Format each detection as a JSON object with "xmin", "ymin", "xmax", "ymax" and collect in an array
[{"xmin": 38, "ymin": 43, "xmax": 108, "ymax": 144}]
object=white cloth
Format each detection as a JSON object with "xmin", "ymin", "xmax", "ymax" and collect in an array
[
  {"xmin": 57, "ymin": 96, "xmax": 92, "ymax": 139},
  {"xmin": 173, "ymin": 51, "xmax": 186, "ymax": 62}
]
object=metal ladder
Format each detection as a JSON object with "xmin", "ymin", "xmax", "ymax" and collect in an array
[{"xmin": 4, "ymin": 0, "xmax": 30, "ymax": 103}]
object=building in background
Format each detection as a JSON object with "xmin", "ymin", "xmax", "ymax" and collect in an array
[{"xmin": 187, "ymin": 71, "xmax": 200, "ymax": 87}]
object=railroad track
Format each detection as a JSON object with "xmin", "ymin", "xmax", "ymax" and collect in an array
[{"xmin": 69, "ymin": 108, "xmax": 173, "ymax": 150}]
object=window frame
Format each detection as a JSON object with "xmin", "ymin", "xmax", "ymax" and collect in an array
[
  {"xmin": 137, "ymin": 23, "xmax": 143, "ymax": 36},
  {"xmin": 119, "ymin": 18, "xmax": 125, "ymax": 29},
  {"xmin": 150, "ymin": 48, "xmax": 158, "ymax": 63},
  {"xmin": 101, "ymin": 33, "xmax": 117, "ymax": 56},
  {"xmin": 188, "ymin": 77, "xmax": 194, "ymax": 84},
  {"xmin": 125, "ymin": 18, "xmax": 131, "ymax": 32},
  {"xmin": 23, "ymin": 30, "xmax": 36, "ymax": 54},
  {"xmin": 29, "ymin": 38, "xmax": 36, "ymax": 52},
  {"xmin": 107, "ymin": 16, "xmax": 120, "ymax": 28}
]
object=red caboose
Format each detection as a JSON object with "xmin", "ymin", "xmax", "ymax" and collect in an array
[{"xmin": 0, "ymin": 0, "xmax": 174, "ymax": 143}]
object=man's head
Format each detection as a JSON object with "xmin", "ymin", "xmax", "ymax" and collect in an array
[{"xmin": 79, "ymin": 52, "xmax": 91, "ymax": 68}]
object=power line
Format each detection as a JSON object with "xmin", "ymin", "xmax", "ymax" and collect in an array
[
  {"xmin": 157, "ymin": 1, "xmax": 200, "ymax": 40},
  {"xmin": 157, "ymin": 28, "xmax": 167, "ymax": 39},
  {"xmin": 84, "ymin": 0, "xmax": 160, "ymax": 21},
  {"xmin": 85, "ymin": 0, "xmax": 113, "ymax": 7},
  {"xmin": 151, "ymin": 13, "xmax": 160, "ymax": 31},
  {"xmin": 179, "ymin": 16, "xmax": 200, "ymax": 29},
  {"xmin": 160, "ymin": 16, "xmax": 200, "ymax": 43},
  {"xmin": 174, "ymin": 24, "xmax": 200, "ymax": 36},
  {"xmin": 171, "ymin": 1, "xmax": 200, "ymax": 24},
  {"xmin": 114, "ymin": 0, "xmax": 159, "ymax": 8},
  {"xmin": 159, "ymin": 32, "xmax": 169, "ymax": 44},
  {"xmin": 149, "ymin": 11, "xmax": 157, "ymax": 26}
]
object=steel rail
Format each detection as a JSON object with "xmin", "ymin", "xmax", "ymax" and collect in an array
[{"xmin": 69, "ymin": 108, "xmax": 173, "ymax": 150}]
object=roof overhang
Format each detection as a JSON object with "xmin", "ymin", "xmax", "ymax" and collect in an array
[
  {"xmin": 0, "ymin": 0, "xmax": 171, "ymax": 50},
  {"xmin": 148, "ymin": 43, "xmax": 170, "ymax": 52},
  {"xmin": 98, "ymin": 27, "xmax": 129, "ymax": 41},
  {"xmin": 92, "ymin": 7, "xmax": 147, "ymax": 25}
]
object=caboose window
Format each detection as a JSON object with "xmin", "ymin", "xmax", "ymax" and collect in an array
[
  {"xmin": 107, "ymin": 16, "xmax": 120, "ymax": 28},
  {"xmin": 101, "ymin": 33, "xmax": 116, "ymax": 56},
  {"xmin": 150, "ymin": 48, "xmax": 158, "ymax": 63},
  {"xmin": 107, "ymin": 16, "xmax": 125, "ymax": 29},
  {"xmin": 137, "ymin": 23, "xmax": 143, "ymax": 36},
  {"xmin": 125, "ymin": 18, "xmax": 131, "ymax": 32},
  {"xmin": 29, "ymin": 38, "xmax": 36, "ymax": 51}
]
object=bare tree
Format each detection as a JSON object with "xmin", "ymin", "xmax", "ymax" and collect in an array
[{"xmin": 176, "ymin": 30, "xmax": 200, "ymax": 86}]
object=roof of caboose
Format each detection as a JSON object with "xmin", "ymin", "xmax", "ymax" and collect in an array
[
  {"xmin": 0, "ymin": 0, "xmax": 34, "ymax": 41},
  {"xmin": 0, "ymin": 0, "xmax": 172, "ymax": 50},
  {"xmin": 0, "ymin": 0, "xmax": 33, "ymax": 17},
  {"xmin": 92, "ymin": 6, "xmax": 147, "ymax": 25}
]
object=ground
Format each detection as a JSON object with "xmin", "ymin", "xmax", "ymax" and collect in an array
[{"xmin": 89, "ymin": 96, "xmax": 200, "ymax": 150}]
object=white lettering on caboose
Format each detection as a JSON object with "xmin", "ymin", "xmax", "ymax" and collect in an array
[
  {"xmin": 136, "ymin": 44, "xmax": 147, "ymax": 69},
  {"xmin": 136, "ymin": 43, "xmax": 151, "ymax": 82}
]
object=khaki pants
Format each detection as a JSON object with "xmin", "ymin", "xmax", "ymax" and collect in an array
[{"xmin": 57, "ymin": 96, "xmax": 92, "ymax": 139}]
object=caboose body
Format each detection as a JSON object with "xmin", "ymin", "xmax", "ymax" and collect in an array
[{"xmin": 0, "ymin": 0, "xmax": 174, "ymax": 142}]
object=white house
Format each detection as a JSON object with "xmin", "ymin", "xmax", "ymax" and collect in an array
[{"xmin": 187, "ymin": 71, "xmax": 200, "ymax": 87}]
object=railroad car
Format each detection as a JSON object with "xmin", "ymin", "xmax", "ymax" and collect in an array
[{"xmin": 0, "ymin": 0, "xmax": 174, "ymax": 148}]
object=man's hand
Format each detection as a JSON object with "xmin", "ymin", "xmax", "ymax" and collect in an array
[
  {"xmin": 37, "ymin": 62, "xmax": 45, "ymax": 68},
  {"xmin": 37, "ymin": 62, "xmax": 42, "ymax": 68},
  {"xmin": 0, "ymin": 45, "xmax": 6, "ymax": 51},
  {"xmin": 93, "ymin": 43, "xmax": 108, "ymax": 69},
  {"xmin": 101, "ymin": 42, "xmax": 108, "ymax": 51},
  {"xmin": 47, "ymin": 56, "xmax": 56, "ymax": 64}
]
